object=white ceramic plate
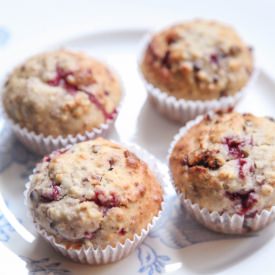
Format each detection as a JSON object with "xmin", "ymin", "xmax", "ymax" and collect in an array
[{"xmin": 0, "ymin": 28, "xmax": 275, "ymax": 275}]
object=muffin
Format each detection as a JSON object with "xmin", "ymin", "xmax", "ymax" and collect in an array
[
  {"xmin": 3, "ymin": 49, "xmax": 122, "ymax": 154},
  {"xmin": 26, "ymin": 138, "xmax": 163, "ymax": 263},
  {"xmin": 169, "ymin": 111, "xmax": 275, "ymax": 233},
  {"xmin": 140, "ymin": 19, "xmax": 255, "ymax": 122}
]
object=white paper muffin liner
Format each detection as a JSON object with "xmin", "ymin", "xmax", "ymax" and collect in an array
[
  {"xmin": 168, "ymin": 112, "xmax": 275, "ymax": 234},
  {"xmin": 24, "ymin": 142, "xmax": 166, "ymax": 264},
  {"xmin": 2, "ymin": 61, "xmax": 124, "ymax": 156},
  {"xmin": 138, "ymin": 31, "xmax": 259, "ymax": 123},
  {"xmin": 7, "ymin": 112, "xmax": 118, "ymax": 156}
]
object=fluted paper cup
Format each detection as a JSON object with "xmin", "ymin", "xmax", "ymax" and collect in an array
[
  {"xmin": 6, "ymin": 112, "xmax": 118, "ymax": 156},
  {"xmin": 2, "ymin": 63, "xmax": 124, "ymax": 156},
  {"xmin": 138, "ymin": 31, "xmax": 258, "ymax": 123},
  {"xmin": 25, "ymin": 142, "xmax": 166, "ymax": 264},
  {"xmin": 168, "ymin": 112, "xmax": 275, "ymax": 234}
]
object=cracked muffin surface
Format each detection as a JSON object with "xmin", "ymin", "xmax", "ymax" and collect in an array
[
  {"xmin": 169, "ymin": 112, "xmax": 275, "ymax": 216},
  {"xmin": 141, "ymin": 19, "xmax": 254, "ymax": 100},
  {"xmin": 28, "ymin": 138, "xmax": 163, "ymax": 249},
  {"xmin": 3, "ymin": 49, "xmax": 121, "ymax": 137}
]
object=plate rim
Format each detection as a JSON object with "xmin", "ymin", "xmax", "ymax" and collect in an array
[
  {"xmin": 0, "ymin": 25, "xmax": 274, "ymax": 86},
  {"xmin": 1, "ymin": 25, "xmax": 275, "ymax": 275}
]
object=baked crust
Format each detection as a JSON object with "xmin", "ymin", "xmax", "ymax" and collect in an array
[
  {"xmin": 170, "ymin": 112, "xmax": 275, "ymax": 216},
  {"xmin": 3, "ymin": 49, "xmax": 122, "ymax": 137},
  {"xmin": 28, "ymin": 138, "xmax": 163, "ymax": 248},
  {"xmin": 141, "ymin": 20, "xmax": 253, "ymax": 100}
]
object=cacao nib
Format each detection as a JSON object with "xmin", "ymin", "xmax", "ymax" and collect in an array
[
  {"xmin": 186, "ymin": 151, "xmax": 222, "ymax": 170},
  {"xmin": 219, "ymin": 90, "xmax": 228, "ymax": 97},
  {"xmin": 108, "ymin": 158, "xmax": 116, "ymax": 171},
  {"xmin": 161, "ymin": 50, "xmax": 171, "ymax": 69},
  {"xmin": 166, "ymin": 35, "xmax": 179, "ymax": 45},
  {"xmin": 266, "ymin": 116, "xmax": 275, "ymax": 122},
  {"xmin": 29, "ymin": 190, "xmax": 39, "ymax": 201},
  {"xmin": 210, "ymin": 53, "xmax": 219, "ymax": 64},
  {"xmin": 212, "ymin": 76, "xmax": 219, "ymax": 83},
  {"xmin": 193, "ymin": 62, "xmax": 201, "ymax": 72}
]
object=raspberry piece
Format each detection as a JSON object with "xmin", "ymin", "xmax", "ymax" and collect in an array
[
  {"xmin": 224, "ymin": 137, "xmax": 246, "ymax": 159},
  {"xmin": 84, "ymin": 231, "xmax": 95, "ymax": 240},
  {"xmin": 40, "ymin": 184, "xmax": 60, "ymax": 202},
  {"xmin": 47, "ymin": 67, "xmax": 78, "ymax": 94},
  {"xmin": 210, "ymin": 53, "xmax": 219, "ymax": 64},
  {"xmin": 48, "ymin": 66, "xmax": 116, "ymax": 120},
  {"xmin": 238, "ymin": 159, "xmax": 247, "ymax": 179},
  {"xmin": 87, "ymin": 92, "xmax": 117, "ymax": 120},
  {"xmin": 94, "ymin": 190, "xmax": 120, "ymax": 208},
  {"xmin": 226, "ymin": 190, "xmax": 257, "ymax": 215},
  {"xmin": 43, "ymin": 155, "xmax": 51, "ymax": 162},
  {"xmin": 118, "ymin": 228, "xmax": 127, "ymax": 235}
]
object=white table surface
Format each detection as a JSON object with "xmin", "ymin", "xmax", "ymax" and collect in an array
[{"xmin": 0, "ymin": 0, "xmax": 275, "ymax": 72}]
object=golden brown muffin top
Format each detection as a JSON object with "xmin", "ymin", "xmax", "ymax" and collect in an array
[
  {"xmin": 170, "ymin": 112, "xmax": 275, "ymax": 216},
  {"xmin": 141, "ymin": 20, "xmax": 253, "ymax": 100},
  {"xmin": 3, "ymin": 49, "xmax": 122, "ymax": 137},
  {"xmin": 28, "ymin": 138, "xmax": 163, "ymax": 248}
]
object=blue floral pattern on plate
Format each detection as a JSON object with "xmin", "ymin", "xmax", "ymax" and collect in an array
[
  {"xmin": 0, "ymin": 212, "xmax": 15, "ymax": 242},
  {"xmin": 0, "ymin": 27, "xmax": 9, "ymax": 46},
  {"xmin": 0, "ymin": 116, "xmax": 39, "ymax": 178},
  {"xmin": 149, "ymin": 195, "xmax": 234, "ymax": 249},
  {"xmin": 21, "ymin": 257, "xmax": 71, "ymax": 274},
  {"xmin": 138, "ymin": 243, "xmax": 170, "ymax": 275},
  {"xmin": 0, "ymin": 110, "xmax": 240, "ymax": 275}
]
